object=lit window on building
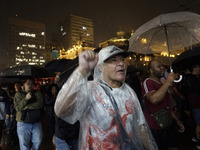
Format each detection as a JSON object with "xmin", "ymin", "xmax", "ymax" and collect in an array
[
  {"xmin": 86, "ymin": 33, "xmax": 90, "ymax": 36},
  {"xmin": 82, "ymin": 26, "xmax": 87, "ymax": 30},
  {"xmin": 28, "ymin": 44, "xmax": 36, "ymax": 48},
  {"xmin": 61, "ymin": 26, "xmax": 63, "ymax": 31},
  {"xmin": 40, "ymin": 60, "xmax": 45, "ymax": 62},
  {"xmin": 20, "ymin": 51, "xmax": 24, "ymax": 54},
  {"xmin": 41, "ymin": 32, "xmax": 45, "ymax": 36},
  {"xmin": 62, "ymin": 32, "xmax": 66, "ymax": 36},
  {"xmin": 19, "ymin": 32, "xmax": 36, "ymax": 38}
]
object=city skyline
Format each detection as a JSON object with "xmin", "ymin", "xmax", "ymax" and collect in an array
[{"xmin": 1, "ymin": 0, "xmax": 200, "ymax": 48}]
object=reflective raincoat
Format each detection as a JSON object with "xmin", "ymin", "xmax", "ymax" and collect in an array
[{"xmin": 55, "ymin": 68, "xmax": 157, "ymax": 150}]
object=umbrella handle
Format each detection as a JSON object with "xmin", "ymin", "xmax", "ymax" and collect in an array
[
  {"xmin": 174, "ymin": 75, "xmax": 182, "ymax": 83},
  {"xmin": 170, "ymin": 68, "xmax": 182, "ymax": 83}
]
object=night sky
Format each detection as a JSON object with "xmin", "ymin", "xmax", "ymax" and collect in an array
[{"xmin": 1, "ymin": 0, "xmax": 200, "ymax": 48}]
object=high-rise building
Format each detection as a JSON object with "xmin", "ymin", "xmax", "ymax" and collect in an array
[
  {"xmin": 6, "ymin": 17, "xmax": 46, "ymax": 68},
  {"xmin": 59, "ymin": 14, "xmax": 94, "ymax": 50}
]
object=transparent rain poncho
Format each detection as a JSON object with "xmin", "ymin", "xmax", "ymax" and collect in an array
[{"xmin": 54, "ymin": 47, "xmax": 158, "ymax": 150}]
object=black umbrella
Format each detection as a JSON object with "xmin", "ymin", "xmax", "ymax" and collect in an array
[
  {"xmin": 1, "ymin": 65, "xmax": 55, "ymax": 78},
  {"xmin": 45, "ymin": 59, "xmax": 72, "ymax": 73},
  {"xmin": 172, "ymin": 47, "xmax": 200, "ymax": 72}
]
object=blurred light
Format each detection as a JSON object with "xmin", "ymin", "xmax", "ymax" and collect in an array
[
  {"xmin": 60, "ymin": 26, "xmax": 63, "ymax": 31},
  {"xmin": 62, "ymin": 32, "xmax": 66, "ymax": 36},
  {"xmin": 144, "ymin": 56, "xmax": 150, "ymax": 61},
  {"xmin": 141, "ymin": 38, "xmax": 147, "ymax": 44}
]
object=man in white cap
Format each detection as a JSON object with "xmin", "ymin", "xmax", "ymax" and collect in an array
[{"xmin": 54, "ymin": 45, "xmax": 158, "ymax": 150}]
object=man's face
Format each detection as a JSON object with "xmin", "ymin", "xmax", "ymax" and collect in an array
[
  {"xmin": 192, "ymin": 65, "xmax": 200, "ymax": 75},
  {"xmin": 24, "ymin": 79, "xmax": 34, "ymax": 92},
  {"xmin": 51, "ymin": 86, "xmax": 58, "ymax": 96},
  {"xmin": 100, "ymin": 55, "xmax": 127, "ymax": 84},
  {"xmin": 150, "ymin": 60, "xmax": 165, "ymax": 78}
]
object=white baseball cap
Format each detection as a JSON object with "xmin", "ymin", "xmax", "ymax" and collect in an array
[
  {"xmin": 98, "ymin": 45, "xmax": 129, "ymax": 65},
  {"xmin": 94, "ymin": 45, "xmax": 129, "ymax": 80}
]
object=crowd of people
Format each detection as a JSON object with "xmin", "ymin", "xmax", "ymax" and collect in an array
[{"xmin": 0, "ymin": 45, "xmax": 199, "ymax": 150}]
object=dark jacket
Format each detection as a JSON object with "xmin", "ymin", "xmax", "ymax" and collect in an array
[
  {"xmin": 14, "ymin": 90, "xmax": 44, "ymax": 122},
  {"xmin": 55, "ymin": 115, "xmax": 80, "ymax": 142}
]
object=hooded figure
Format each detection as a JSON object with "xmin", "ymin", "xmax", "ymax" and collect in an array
[{"xmin": 54, "ymin": 45, "xmax": 158, "ymax": 150}]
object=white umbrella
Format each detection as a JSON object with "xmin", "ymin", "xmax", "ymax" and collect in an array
[{"xmin": 129, "ymin": 11, "xmax": 200, "ymax": 67}]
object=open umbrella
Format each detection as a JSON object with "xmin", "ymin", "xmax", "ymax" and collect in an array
[
  {"xmin": 1, "ymin": 65, "xmax": 55, "ymax": 78},
  {"xmin": 128, "ymin": 11, "xmax": 200, "ymax": 70},
  {"xmin": 172, "ymin": 46, "xmax": 200, "ymax": 71},
  {"xmin": 45, "ymin": 59, "xmax": 72, "ymax": 73}
]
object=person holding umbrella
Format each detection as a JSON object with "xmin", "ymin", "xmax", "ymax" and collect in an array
[
  {"xmin": 142, "ymin": 59, "xmax": 185, "ymax": 150},
  {"xmin": 54, "ymin": 45, "xmax": 158, "ymax": 150},
  {"xmin": 183, "ymin": 63, "xmax": 200, "ymax": 149}
]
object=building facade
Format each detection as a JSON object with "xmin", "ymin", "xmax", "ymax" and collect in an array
[
  {"xmin": 59, "ymin": 14, "xmax": 94, "ymax": 50},
  {"xmin": 6, "ymin": 17, "xmax": 46, "ymax": 69},
  {"xmin": 98, "ymin": 31, "xmax": 131, "ymax": 50}
]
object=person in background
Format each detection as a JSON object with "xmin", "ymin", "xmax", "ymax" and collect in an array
[
  {"xmin": 142, "ymin": 59, "xmax": 185, "ymax": 150},
  {"xmin": 45, "ymin": 83, "xmax": 59, "ymax": 141},
  {"xmin": 8, "ymin": 82, "xmax": 23, "ymax": 146},
  {"xmin": 54, "ymin": 45, "xmax": 158, "ymax": 150},
  {"xmin": 54, "ymin": 116, "xmax": 80, "ymax": 150},
  {"xmin": 0, "ymin": 84, "xmax": 9, "ymax": 150},
  {"xmin": 14, "ymin": 82, "xmax": 22, "ymax": 92},
  {"xmin": 183, "ymin": 64, "xmax": 200, "ymax": 150},
  {"xmin": 125, "ymin": 66, "xmax": 143, "ymax": 107},
  {"xmin": 14, "ymin": 77, "xmax": 43, "ymax": 150}
]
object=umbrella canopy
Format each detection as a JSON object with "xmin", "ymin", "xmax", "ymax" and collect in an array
[
  {"xmin": 1, "ymin": 65, "xmax": 55, "ymax": 78},
  {"xmin": 45, "ymin": 59, "xmax": 72, "ymax": 73},
  {"xmin": 172, "ymin": 46, "xmax": 200, "ymax": 71},
  {"xmin": 128, "ymin": 11, "xmax": 200, "ymax": 67}
]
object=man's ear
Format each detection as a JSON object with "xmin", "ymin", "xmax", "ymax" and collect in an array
[
  {"xmin": 150, "ymin": 68, "xmax": 153, "ymax": 74},
  {"xmin": 98, "ymin": 64, "xmax": 103, "ymax": 72}
]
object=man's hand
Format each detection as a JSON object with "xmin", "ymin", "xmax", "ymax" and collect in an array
[
  {"xmin": 176, "ymin": 119, "xmax": 185, "ymax": 133},
  {"xmin": 26, "ymin": 92, "xmax": 32, "ymax": 100},
  {"xmin": 166, "ymin": 72, "xmax": 178, "ymax": 84},
  {"xmin": 78, "ymin": 50, "xmax": 98, "ymax": 76}
]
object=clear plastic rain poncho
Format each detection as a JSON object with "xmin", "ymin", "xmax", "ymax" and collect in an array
[{"xmin": 55, "ymin": 46, "xmax": 158, "ymax": 150}]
